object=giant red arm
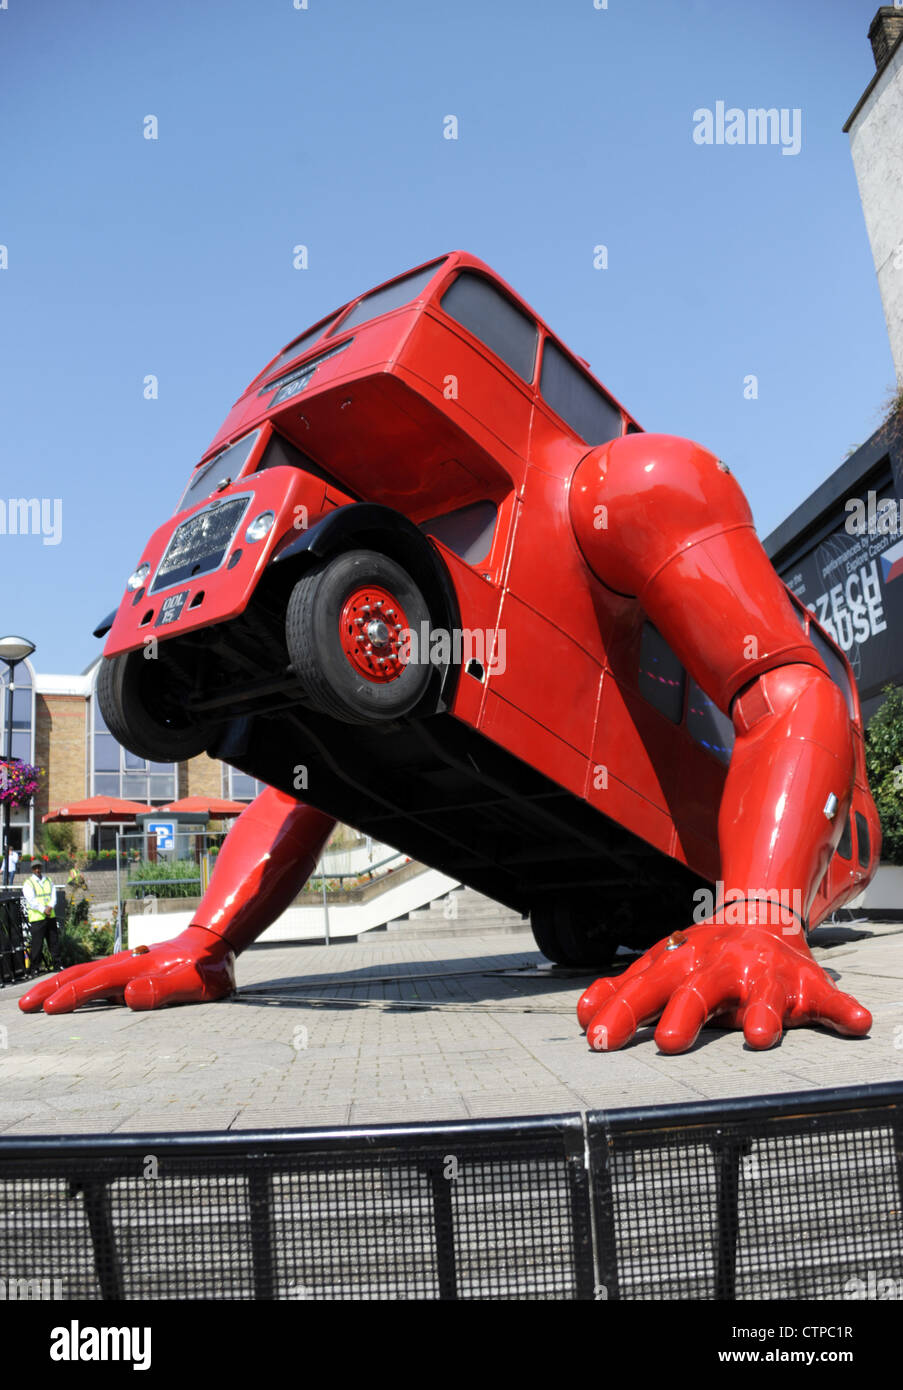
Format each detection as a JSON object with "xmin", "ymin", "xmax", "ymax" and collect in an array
[
  {"xmin": 569, "ymin": 432, "xmax": 877, "ymax": 1052},
  {"xmin": 20, "ymin": 789, "xmax": 335, "ymax": 1014}
]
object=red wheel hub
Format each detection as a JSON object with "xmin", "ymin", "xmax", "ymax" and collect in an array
[{"xmin": 339, "ymin": 584, "xmax": 411, "ymax": 683}]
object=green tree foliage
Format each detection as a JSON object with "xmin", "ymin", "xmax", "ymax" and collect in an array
[
  {"xmin": 37, "ymin": 821, "xmax": 79, "ymax": 859},
  {"xmin": 864, "ymin": 685, "xmax": 903, "ymax": 865}
]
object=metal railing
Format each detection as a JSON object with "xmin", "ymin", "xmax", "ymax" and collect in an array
[
  {"xmin": 0, "ymin": 1081, "xmax": 899, "ymax": 1300},
  {"xmin": 0, "ymin": 889, "xmax": 27, "ymax": 983},
  {"xmin": 0, "ymin": 889, "xmax": 69, "ymax": 982}
]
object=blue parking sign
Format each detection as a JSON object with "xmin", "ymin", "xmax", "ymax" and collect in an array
[{"xmin": 149, "ymin": 821, "xmax": 175, "ymax": 851}]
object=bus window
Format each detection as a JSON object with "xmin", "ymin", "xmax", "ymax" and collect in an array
[
  {"xmin": 686, "ymin": 678, "xmax": 734, "ymax": 764},
  {"xmin": 421, "ymin": 501, "xmax": 498, "ymax": 565},
  {"xmin": 540, "ymin": 339, "xmax": 622, "ymax": 445},
  {"xmin": 264, "ymin": 314, "xmax": 337, "ymax": 380},
  {"xmin": 178, "ymin": 431, "xmax": 260, "ymax": 513},
  {"xmin": 333, "ymin": 260, "xmax": 446, "ymax": 335},
  {"xmin": 836, "ymin": 812, "xmax": 852, "ymax": 860},
  {"xmin": 855, "ymin": 811, "xmax": 870, "ymax": 868},
  {"xmin": 439, "ymin": 272, "xmax": 538, "ymax": 382},
  {"xmin": 638, "ymin": 623, "xmax": 685, "ymax": 723}
]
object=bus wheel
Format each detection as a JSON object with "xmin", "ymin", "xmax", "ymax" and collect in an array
[
  {"xmin": 96, "ymin": 651, "xmax": 219, "ymax": 763},
  {"xmin": 530, "ymin": 900, "xmax": 619, "ymax": 968},
  {"xmin": 286, "ymin": 549, "xmax": 435, "ymax": 724}
]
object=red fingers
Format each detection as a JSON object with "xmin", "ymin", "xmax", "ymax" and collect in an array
[
  {"xmin": 577, "ymin": 976, "xmax": 620, "ymax": 1031},
  {"xmin": 654, "ymin": 969, "xmax": 729, "ymax": 1053},
  {"xmin": 123, "ymin": 953, "xmax": 235, "ymax": 1011},
  {"xmin": 807, "ymin": 978, "xmax": 872, "ymax": 1037},
  {"xmin": 577, "ymin": 921, "xmax": 872, "ymax": 1054},
  {"xmin": 18, "ymin": 927, "xmax": 234, "ymax": 1016},
  {"xmin": 586, "ymin": 961, "xmax": 692, "ymax": 1051},
  {"xmin": 739, "ymin": 976, "xmax": 789, "ymax": 1050},
  {"xmin": 41, "ymin": 955, "xmax": 155, "ymax": 1014},
  {"xmin": 19, "ymin": 961, "xmax": 114, "ymax": 1014}
]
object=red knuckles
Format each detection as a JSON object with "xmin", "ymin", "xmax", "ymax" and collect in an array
[
  {"xmin": 18, "ymin": 926, "xmax": 235, "ymax": 1015},
  {"xmin": 578, "ymin": 921, "xmax": 872, "ymax": 1055}
]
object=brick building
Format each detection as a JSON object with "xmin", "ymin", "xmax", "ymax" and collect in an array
[{"xmin": 2, "ymin": 656, "xmax": 263, "ymax": 856}]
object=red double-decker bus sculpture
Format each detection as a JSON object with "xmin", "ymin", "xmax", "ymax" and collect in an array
[{"xmin": 22, "ymin": 253, "xmax": 880, "ymax": 1052}]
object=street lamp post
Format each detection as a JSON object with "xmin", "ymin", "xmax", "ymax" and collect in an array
[{"xmin": 0, "ymin": 636, "xmax": 36, "ymax": 889}]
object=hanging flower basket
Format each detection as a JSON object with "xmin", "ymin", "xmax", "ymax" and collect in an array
[{"xmin": 0, "ymin": 759, "xmax": 42, "ymax": 809}]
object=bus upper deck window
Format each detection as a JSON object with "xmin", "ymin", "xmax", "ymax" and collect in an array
[
  {"xmin": 334, "ymin": 261, "xmax": 446, "ymax": 335},
  {"xmin": 540, "ymin": 339, "xmax": 622, "ymax": 446},
  {"xmin": 439, "ymin": 272, "xmax": 538, "ymax": 382},
  {"xmin": 264, "ymin": 317, "xmax": 336, "ymax": 380}
]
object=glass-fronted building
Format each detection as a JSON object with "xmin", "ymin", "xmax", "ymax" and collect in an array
[{"xmin": 0, "ymin": 658, "xmax": 37, "ymax": 856}]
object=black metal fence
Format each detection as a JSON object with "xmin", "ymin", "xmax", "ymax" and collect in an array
[
  {"xmin": 0, "ymin": 888, "xmax": 68, "ymax": 983},
  {"xmin": 0, "ymin": 1081, "xmax": 899, "ymax": 1300},
  {"xmin": 0, "ymin": 889, "xmax": 27, "ymax": 983}
]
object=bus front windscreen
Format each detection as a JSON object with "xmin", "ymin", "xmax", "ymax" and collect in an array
[{"xmin": 177, "ymin": 431, "xmax": 260, "ymax": 513}]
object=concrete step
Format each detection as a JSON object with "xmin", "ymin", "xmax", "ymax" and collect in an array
[{"xmin": 384, "ymin": 886, "xmax": 529, "ymax": 939}]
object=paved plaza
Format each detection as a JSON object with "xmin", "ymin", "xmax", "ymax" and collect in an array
[{"xmin": 0, "ymin": 919, "xmax": 901, "ymax": 1135}]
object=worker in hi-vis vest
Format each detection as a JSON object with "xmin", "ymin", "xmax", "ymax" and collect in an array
[{"xmin": 22, "ymin": 861, "xmax": 62, "ymax": 976}]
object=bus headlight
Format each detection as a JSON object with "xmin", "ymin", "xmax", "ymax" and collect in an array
[
  {"xmin": 127, "ymin": 563, "xmax": 150, "ymax": 592},
  {"xmin": 245, "ymin": 511, "xmax": 275, "ymax": 543}
]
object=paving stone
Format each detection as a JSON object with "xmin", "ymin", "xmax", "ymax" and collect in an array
[{"xmin": 0, "ymin": 924, "xmax": 900, "ymax": 1135}]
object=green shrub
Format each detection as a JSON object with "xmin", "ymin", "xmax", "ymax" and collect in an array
[
  {"xmin": 865, "ymin": 685, "xmax": 903, "ymax": 865},
  {"xmin": 124, "ymin": 859, "xmax": 201, "ymax": 899},
  {"xmin": 65, "ymin": 896, "xmax": 91, "ymax": 929},
  {"xmin": 60, "ymin": 920, "xmax": 118, "ymax": 967}
]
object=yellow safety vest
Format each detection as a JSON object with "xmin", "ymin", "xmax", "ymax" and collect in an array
[{"xmin": 24, "ymin": 875, "xmax": 53, "ymax": 924}]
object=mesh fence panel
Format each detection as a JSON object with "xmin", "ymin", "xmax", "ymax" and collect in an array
[
  {"xmin": 0, "ymin": 1123, "xmax": 593, "ymax": 1301},
  {"xmin": 1, "ymin": 1086, "xmax": 900, "ymax": 1301},
  {"xmin": 0, "ymin": 890, "xmax": 27, "ymax": 983},
  {"xmin": 590, "ymin": 1091, "xmax": 903, "ymax": 1301}
]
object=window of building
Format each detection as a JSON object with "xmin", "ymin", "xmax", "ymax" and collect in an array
[
  {"xmin": 0, "ymin": 662, "xmax": 34, "ymax": 762},
  {"xmin": 222, "ymin": 765, "xmax": 266, "ymax": 802},
  {"xmin": 540, "ymin": 339, "xmax": 622, "ymax": 445},
  {"xmin": 439, "ymin": 272, "xmax": 538, "ymax": 382},
  {"xmin": 0, "ymin": 660, "xmax": 36, "ymax": 852},
  {"xmin": 90, "ymin": 668, "xmax": 176, "ymax": 806}
]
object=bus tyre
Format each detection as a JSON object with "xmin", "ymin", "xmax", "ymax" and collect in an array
[
  {"xmin": 286, "ymin": 549, "xmax": 435, "ymax": 724},
  {"xmin": 96, "ymin": 651, "xmax": 219, "ymax": 764},
  {"xmin": 530, "ymin": 900, "xmax": 618, "ymax": 968}
]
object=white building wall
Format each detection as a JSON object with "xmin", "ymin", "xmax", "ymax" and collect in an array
[{"xmin": 848, "ymin": 41, "xmax": 903, "ymax": 383}]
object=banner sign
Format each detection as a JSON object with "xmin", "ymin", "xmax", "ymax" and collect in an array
[{"xmin": 777, "ymin": 482, "xmax": 903, "ymax": 703}]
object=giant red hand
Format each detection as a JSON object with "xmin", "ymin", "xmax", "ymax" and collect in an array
[
  {"xmin": 577, "ymin": 919, "xmax": 871, "ymax": 1054},
  {"xmin": 18, "ymin": 927, "xmax": 234, "ymax": 1015}
]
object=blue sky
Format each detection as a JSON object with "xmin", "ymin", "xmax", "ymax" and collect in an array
[{"xmin": 0, "ymin": 0, "xmax": 894, "ymax": 674}]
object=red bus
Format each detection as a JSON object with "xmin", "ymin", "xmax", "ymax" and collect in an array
[{"xmin": 95, "ymin": 252, "xmax": 878, "ymax": 964}]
